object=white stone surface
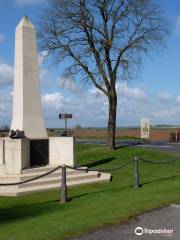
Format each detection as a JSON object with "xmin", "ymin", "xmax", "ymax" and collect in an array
[
  {"xmin": 49, "ymin": 137, "xmax": 75, "ymax": 167},
  {"xmin": 4, "ymin": 138, "xmax": 30, "ymax": 174},
  {"xmin": 0, "ymin": 139, "xmax": 5, "ymax": 175},
  {"xmin": 0, "ymin": 165, "xmax": 111, "ymax": 196},
  {"xmin": 11, "ymin": 16, "xmax": 47, "ymax": 139},
  {"xmin": 0, "ymin": 138, "xmax": 4, "ymax": 165}
]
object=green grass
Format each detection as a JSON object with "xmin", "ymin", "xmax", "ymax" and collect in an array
[
  {"xmin": 77, "ymin": 136, "xmax": 141, "ymax": 140},
  {"xmin": 0, "ymin": 145, "xmax": 180, "ymax": 240},
  {"xmin": 115, "ymin": 136, "xmax": 141, "ymax": 140}
]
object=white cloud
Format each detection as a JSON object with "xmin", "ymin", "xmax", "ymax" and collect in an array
[
  {"xmin": 38, "ymin": 50, "xmax": 48, "ymax": 65},
  {"xmin": 176, "ymin": 96, "xmax": 180, "ymax": 103},
  {"xmin": 0, "ymin": 63, "xmax": 13, "ymax": 87},
  {"xmin": 175, "ymin": 16, "xmax": 180, "ymax": 35},
  {"xmin": 2, "ymin": 69, "xmax": 180, "ymax": 127},
  {"xmin": 0, "ymin": 90, "xmax": 12, "ymax": 127},
  {"xmin": 152, "ymin": 107, "xmax": 180, "ymax": 119},
  {"xmin": 117, "ymin": 83, "xmax": 147, "ymax": 101},
  {"xmin": 40, "ymin": 69, "xmax": 48, "ymax": 80},
  {"xmin": 59, "ymin": 78, "xmax": 82, "ymax": 94},
  {"xmin": 0, "ymin": 34, "xmax": 6, "ymax": 43},
  {"xmin": 15, "ymin": 0, "xmax": 45, "ymax": 5},
  {"xmin": 12, "ymin": 76, "xmax": 180, "ymax": 126},
  {"xmin": 40, "ymin": 83, "xmax": 148, "ymax": 127},
  {"xmin": 0, "ymin": 63, "xmax": 13, "ymax": 126},
  {"xmin": 157, "ymin": 91, "xmax": 172, "ymax": 101},
  {"xmin": 40, "ymin": 84, "xmax": 180, "ymax": 127},
  {"xmin": 41, "ymin": 88, "xmax": 108, "ymax": 127},
  {"xmin": 42, "ymin": 92, "xmax": 64, "ymax": 110},
  {"xmin": 40, "ymin": 69, "xmax": 59, "ymax": 88}
]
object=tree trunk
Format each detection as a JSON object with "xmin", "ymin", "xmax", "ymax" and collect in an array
[{"xmin": 107, "ymin": 91, "xmax": 117, "ymax": 150}]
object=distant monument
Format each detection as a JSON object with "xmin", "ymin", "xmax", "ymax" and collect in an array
[
  {"xmin": 11, "ymin": 16, "xmax": 47, "ymax": 139},
  {"xmin": 141, "ymin": 118, "xmax": 150, "ymax": 140}
]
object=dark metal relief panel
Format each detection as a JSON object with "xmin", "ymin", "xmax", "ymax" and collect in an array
[{"xmin": 30, "ymin": 139, "xmax": 49, "ymax": 166}]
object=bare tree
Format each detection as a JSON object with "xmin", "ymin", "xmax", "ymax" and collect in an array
[{"xmin": 38, "ymin": 0, "xmax": 169, "ymax": 149}]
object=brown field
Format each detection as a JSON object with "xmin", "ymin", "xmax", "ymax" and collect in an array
[
  {"xmin": 1, "ymin": 128, "xmax": 179, "ymax": 141},
  {"xmin": 73, "ymin": 128, "xmax": 179, "ymax": 141}
]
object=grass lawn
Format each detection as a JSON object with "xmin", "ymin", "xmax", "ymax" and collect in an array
[
  {"xmin": 0, "ymin": 144, "xmax": 180, "ymax": 240},
  {"xmin": 76, "ymin": 136, "xmax": 141, "ymax": 141}
]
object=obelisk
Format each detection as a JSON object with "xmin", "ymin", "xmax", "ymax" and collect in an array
[{"xmin": 11, "ymin": 16, "xmax": 47, "ymax": 139}]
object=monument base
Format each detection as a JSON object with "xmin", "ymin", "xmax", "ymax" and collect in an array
[
  {"xmin": 0, "ymin": 137, "xmax": 75, "ymax": 175},
  {"xmin": 0, "ymin": 138, "xmax": 29, "ymax": 175},
  {"xmin": 0, "ymin": 136, "xmax": 111, "ymax": 196},
  {"xmin": 0, "ymin": 164, "xmax": 111, "ymax": 196}
]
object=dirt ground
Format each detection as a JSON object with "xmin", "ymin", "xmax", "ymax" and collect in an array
[
  {"xmin": 1, "ymin": 128, "xmax": 179, "ymax": 141},
  {"xmin": 73, "ymin": 128, "xmax": 178, "ymax": 141}
]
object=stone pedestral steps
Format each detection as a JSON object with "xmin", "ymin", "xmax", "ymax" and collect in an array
[{"xmin": 0, "ymin": 165, "xmax": 111, "ymax": 196}]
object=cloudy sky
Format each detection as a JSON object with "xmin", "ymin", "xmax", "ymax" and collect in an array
[{"xmin": 0, "ymin": 0, "xmax": 180, "ymax": 128}]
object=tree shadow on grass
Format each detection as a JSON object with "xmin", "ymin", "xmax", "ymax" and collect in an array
[
  {"xmin": 1, "ymin": 174, "xmax": 180, "ymax": 225},
  {"xmin": 0, "ymin": 185, "xmax": 129, "ymax": 225},
  {"xmin": 115, "ymin": 141, "xmax": 143, "ymax": 150},
  {"xmin": 70, "ymin": 185, "xmax": 134, "ymax": 201},
  {"xmin": 0, "ymin": 200, "xmax": 65, "ymax": 225},
  {"xmin": 140, "ymin": 173, "xmax": 180, "ymax": 187},
  {"xmin": 83, "ymin": 157, "xmax": 115, "ymax": 168},
  {"xmin": 71, "ymin": 174, "xmax": 180, "ymax": 201}
]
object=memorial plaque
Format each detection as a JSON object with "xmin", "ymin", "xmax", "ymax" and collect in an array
[
  {"xmin": 141, "ymin": 118, "xmax": 150, "ymax": 140},
  {"xmin": 30, "ymin": 140, "xmax": 49, "ymax": 166}
]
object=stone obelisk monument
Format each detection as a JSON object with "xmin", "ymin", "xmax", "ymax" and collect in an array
[
  {"xmin": 11, "ymin": 16, "xmax": 47, "ymax": 139},
  {"xmin": 0, "ymin": 16, "xmax": 76, "ymax": 195}
]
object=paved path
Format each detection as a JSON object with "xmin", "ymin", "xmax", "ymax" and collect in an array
[
  {"xmin": 72, "ymin": 204, "xmax": 180, "ymax": 240},
  {"xmin": 136, "ymin": 141, "xmax": 180, "ymax": 155},
  {"xmin": 76, "ymin": 139, "xmax": 180, "ymax": 154}
]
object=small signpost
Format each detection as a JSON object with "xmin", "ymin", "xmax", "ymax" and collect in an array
[
  {"xmin": 141, "ymin": 118, "xmax": 150, "ymax": 141},
  {"xmin": 59, "ymin": 113, "xmax": 72, "ymax": 136}
]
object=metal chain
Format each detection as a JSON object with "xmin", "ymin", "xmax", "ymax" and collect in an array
[
  {"xmin": 0, "ymin": 165, "xmax": 62, "ymax": 186},
  {"xmin": 1, "ymin": 154, "xmax": 178, "ymax": 187},
  {"xmin": 140, "ymin": 156, "xmax": 180, "ymax": 164},
  {"xmin": 0, "ymin": 160, "xmax": 132, "ymax": 186},
  {"xmin": 67, "ymin": 159, "xmax": 132, "ymax": 172}
]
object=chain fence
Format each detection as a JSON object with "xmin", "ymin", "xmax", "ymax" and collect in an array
[
  {"xmin": 0, "ymin": 165, "xmax": 62, "ymax": 186},
  {"xmin": 140, "ymin": 156, "xmax": 180, "ymax": 164},
  {"xmin": 0, "ymin": 153, "xmax": 180, "ymax": 202},
  {"xmin": 67, "ymin": 159, "xmax": 132, "ymax": 172},
  {"xmin": 0, "ymin": 159, "xmax": 133, "ymax": 187},
  {"xmin": 0, "ymin": 154, "xmax": 180, "ymax": 186}
]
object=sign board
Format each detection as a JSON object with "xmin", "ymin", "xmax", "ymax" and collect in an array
[
  {"xmin": 59, "ymin": 113, "xmax": 73, "ymax": 136},
  {"xmin": 141, "ymin": 118, "xmax": 150, "ymax": 140},
  {"xmin": 59, "ymin": 114, "xmax": 72, "ymax": 119}
]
